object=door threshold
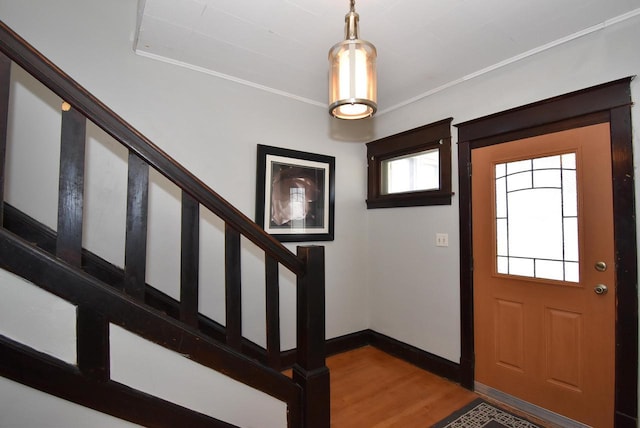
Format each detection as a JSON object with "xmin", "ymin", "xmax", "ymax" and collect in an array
[{"xmin": 474, "ymin": 382, "xmax": 591, "ymax": 428}]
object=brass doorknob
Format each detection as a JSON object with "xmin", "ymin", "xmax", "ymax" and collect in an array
[{"xmin": 594, "ymin": 284, "xmax": 608, "ymax": 295}]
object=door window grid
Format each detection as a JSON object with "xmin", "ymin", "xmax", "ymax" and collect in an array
[{"xmin": 495, "ymin": 153, "xmax": 579, "ymax": 282}]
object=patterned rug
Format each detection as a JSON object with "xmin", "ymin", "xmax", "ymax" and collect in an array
[{"xmin": 431, "ymin": 398, "xmax": 542, "ymax": 428}]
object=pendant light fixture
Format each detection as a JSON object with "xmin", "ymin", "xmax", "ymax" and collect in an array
[{"xmin": 328, "ymin": 0, "xmax": 377, "ymax": 120}]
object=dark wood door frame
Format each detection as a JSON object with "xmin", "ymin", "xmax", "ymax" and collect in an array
[{"xmin": 456, "ymin": 77, "xmax": 638, "ymax": 427}]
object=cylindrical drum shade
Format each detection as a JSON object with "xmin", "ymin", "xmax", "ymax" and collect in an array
[{"xmin": 328, "ymin": 38, "xmax": 377, "ymax": 120}]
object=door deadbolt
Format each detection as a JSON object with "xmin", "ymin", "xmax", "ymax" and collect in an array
[{"xmin": 594, "ymin": 284, "xmax": 608, "ymax": 295}]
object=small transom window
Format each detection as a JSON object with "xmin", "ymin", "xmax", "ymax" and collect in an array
[{"xmin": 366, "ymin": 118, "xmax": 453, "ymax": 208}]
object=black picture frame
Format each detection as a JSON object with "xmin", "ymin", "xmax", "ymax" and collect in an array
[{"xmin": 256, "ymin": 144, "xmax": 335, "ymax": 242}]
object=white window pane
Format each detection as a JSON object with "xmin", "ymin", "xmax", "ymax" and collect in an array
[
  {"xmin": 386, "ymin": 158, "xmax": 411, "ymax": 193},
  {"xmin": 415, "ymin": 153, "xmax": 440, "ymax": 190},
  {"xmin": 496, "ymin": 177, "xmax": 507, "ymax": 218},
  {"xmin": 562, "ymin": 170, "xmax": 577, "ymax": 217},
  {"xmin": 533, "ymin": 169, "xmax": 561, "ymax": 188},
  {"xmin": 496, "ymin": 163, "xmax": 506, "ymax": 179},
  {"xmin": 536, "ymin": 259, "xmax": 564, "ymax": 281},
  {"xmin": 507, "ymin": 171, "xmax": 532, "ymax": 192},
  {"xmin": 507, "ymin": 159, "xmax": 531, "ymax": 174},
  {"xmin": 563, "ymin": 217, "xmax": 579, "ymax": 261},
  {"xmin": 497, "ymin": 256, "xmax": 509, "ymax": 274},
  {"xmin": 497, "ymin": 219, "xmax": 508, "ymax": 256},
  {"xmin": 508, "ymin": 189, "xmax": 563, "ymax": 260},
  {"xmin": 509, "ymin": 258, "xmax": 534, "ymax": 277},
  {"xmin": 533, "ymin": 155, "xmax": 561, "ymax": 169},
  {"xmin": 561, "ymin": 153, "xmax": 576, "ymax": 169},
  {"xmin": 565, "ymin": 262, "xmax": 579, "ymax": 282},
  {"xmin": 382, "ymin": 148, "xmax": 439, "ymax": 194}
]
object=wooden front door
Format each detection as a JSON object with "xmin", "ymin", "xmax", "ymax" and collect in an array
[{"xmin": 472, "ymin": 123, "xmax": 615, "ymax": 428}]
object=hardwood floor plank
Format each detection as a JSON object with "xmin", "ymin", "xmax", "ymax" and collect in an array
[
  {"xmin": 327, "ymin": 346, "xmax": 477, "ymax": 427},
  {"xmin": 283, "ymin": 346, "xmax": 561, "ymax": 428},
  {"xmin": 286, "ymin": 345, "xmax": 555, "ymax": 426}
]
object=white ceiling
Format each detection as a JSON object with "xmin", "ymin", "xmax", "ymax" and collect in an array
[{"xmin": 135, "ymin": 0, "xmax": 640, "ymax": 115}]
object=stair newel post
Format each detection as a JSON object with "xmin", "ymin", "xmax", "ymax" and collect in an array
[
  {"xmin": 0, "ymin": 52, "xmax": 10, "ymax": 224},
  {"xmin": 180, "ymin": 192, "xmax": 200, "ymax": 327},
  {"xmin": 293, "ymin": 245, "xmax": 330, "ymax": 428},
  {"xmin": 124, "ymin": 152, "xmax": 149, "ymax": 300}
]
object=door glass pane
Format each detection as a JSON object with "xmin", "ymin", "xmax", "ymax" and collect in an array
[
  {"xmin": 565, "ymin": 262, "xmax": 579, "ymax": 282},
  {"xmin": 561, "ymin": 153, "xmax": 576, "ymax": 168},
  {"xmin": 506, "ymin": 159, "xmax": 531, "ymax": 174},
  {"xmin": 563, "ymin": 217, "xmax": 579, "ymax": 261},
  {"xmin": 509, "ymin": 257, "xmax": 534, "ymax": 277},
  {"xmin": 508, "ymin": 188, "xmax": 563, "ymax": 260},
  {"xmin": 532, "ymin": 154, "xmax": 561, "ymax": 169},
  {"xmin": 536, "ymin": 260, "xmax": 564, "ymax": 281},
  {"xmin": 506, "ymin": 171, "xmax": 532, "ymax": 192},
  {"xmin": 533, "ymin": 169, "xmax": 561, "ymax": 188},
  {"xmin": 562, "ymin": 170, "xmax": 577, "ymax": 217},
  {"xmin": 495, "ymin": 153, "xmax": 579, "ymax": 282},
  {"xmin": 495, "ymin": 177, "xmax": 507, "ymax": 218},
  {"xmin": 497, "ymin": 256, "xmax": 509, "ymax": 273},
  {"xmin": 496, "ymin": 218, "xmax": 508, "ymax": 255}
]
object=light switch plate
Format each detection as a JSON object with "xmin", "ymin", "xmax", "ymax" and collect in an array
[{"xmin": 436, "ymin": 233, "xmax": 449, "ymax": 247}]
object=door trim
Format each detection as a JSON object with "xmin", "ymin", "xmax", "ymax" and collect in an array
[{"xmin": 456, "ymin": 77, "xmax": 637, "ymax": 426}]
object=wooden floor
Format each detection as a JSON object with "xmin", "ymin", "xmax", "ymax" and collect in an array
[{"xmin": 327, "ymin": 346, "xmax": 477, "ymax": 427}]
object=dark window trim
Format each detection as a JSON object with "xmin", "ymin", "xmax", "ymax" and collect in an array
[
  {"xmin": 456, "ymin": 77, "xmax": 637, "ymax": 426},
  {"xmin": 366, "ymin": 118, "xmax": 453, "ymax": 209}
]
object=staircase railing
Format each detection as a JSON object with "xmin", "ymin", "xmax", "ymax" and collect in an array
[{"xmin": 0, "ymin": 20, "xmax": 329, "ymax": 428}]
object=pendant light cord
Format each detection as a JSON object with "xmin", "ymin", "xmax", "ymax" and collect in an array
[{"xmin": 350, "ymin": 0, "xmax": 355, "ymax": 13}]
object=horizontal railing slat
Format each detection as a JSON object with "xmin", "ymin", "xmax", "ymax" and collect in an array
[
  {"xmin": 0, "ymin": 335, "xmax": 241, "ymax": 428},
  {"xmin": 0, "ymin": 20, "xmax": 304, "ymax": 275}
]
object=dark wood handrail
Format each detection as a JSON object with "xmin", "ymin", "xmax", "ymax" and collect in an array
[{"xmin": 0, "ymin": 20, "xmax": 304, "ymax": 275}]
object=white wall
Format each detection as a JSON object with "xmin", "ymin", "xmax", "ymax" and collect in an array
[{"xmin": 0, "ymin": 377, "xmax": 142, "ymax": 428}]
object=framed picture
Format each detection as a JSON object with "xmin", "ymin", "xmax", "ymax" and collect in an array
[{"xmin": 256, "ymin": 144, "xmax": 335, "ymax": 242}]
